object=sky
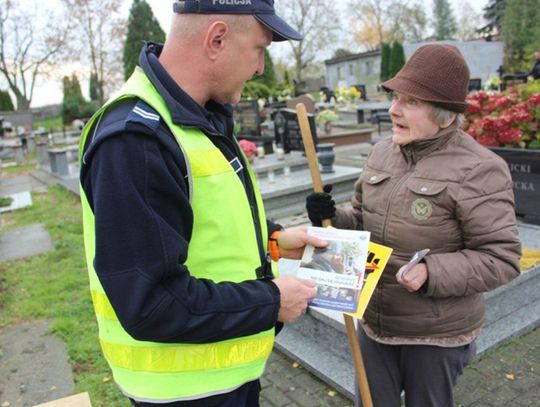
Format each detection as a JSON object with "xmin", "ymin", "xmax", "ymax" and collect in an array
[
  {"xmin": 30, "ymin": 0, "xmax": 488, "ymax": 108},
  {"xmin": 144, "ymin": 0, "xmax": 489, "ymax": 35}
]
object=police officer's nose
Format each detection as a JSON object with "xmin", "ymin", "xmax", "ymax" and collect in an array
[{"xmin": 255, "ymin": 53, "xmax": 265, "ymax": 76}]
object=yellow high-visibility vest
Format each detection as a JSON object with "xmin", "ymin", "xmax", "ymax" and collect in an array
[{"xmin": 79, "ymin": 68, "xmax": 274, "ymax": 402}]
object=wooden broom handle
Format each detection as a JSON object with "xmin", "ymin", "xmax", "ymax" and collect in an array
[{"xmin": 295, "ymin": 102, "xmax": 373, "ymax": 407}]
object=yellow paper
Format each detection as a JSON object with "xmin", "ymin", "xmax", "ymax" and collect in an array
[
  {"xmin": 520, "ymin": 247, "xmax": 540, "ymax": 271},
  {"xmin": 348, "ymin": 241, "xmax": 393, "ymax": 319}
]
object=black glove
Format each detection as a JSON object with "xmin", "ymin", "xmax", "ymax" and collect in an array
[{"xmin": 306, "ymin": 184, "xmax": 336, "ymax": 226}]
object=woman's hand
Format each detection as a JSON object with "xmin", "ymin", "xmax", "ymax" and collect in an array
[{"xmin": 396, "ymin": 262, "xmax": 428, "ymax": 292}]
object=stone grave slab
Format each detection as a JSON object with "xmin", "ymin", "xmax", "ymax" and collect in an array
[
  {"xmin": 0, "ymin": 190, "xmax": 32, "ymax": 213},
  {"xmin": 0, "ymin": 175, "xmax": 45, "ymax": 195},
  {"xmin": 0, "ymin": 223, "xmax": 53, "ymax": 262},
  {"xmin": 259, "ymin": 165, "xmax": 362, "ymax": 219},
  {"xmin": 250, "ymin": 150, "xmax": 308, "ymax": 177}
]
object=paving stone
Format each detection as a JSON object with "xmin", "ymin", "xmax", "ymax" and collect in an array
[
  {"xmin": 290, "ymin": 371, "xmax": 326, "ymax": 393},
  {"xmin": 287, "ymin": 387, "xmax": 325, "ymax": 406},
  {"xmin": 266, "ymin": 369, "xmax": 299, "ymax": 393},
  {"xmin": 260, "ymin": 383, "xmax": 293, "ymax": 406},
  {"xmin": 455, "ymin": 327, "xmax": 540, "ymax": 407}
]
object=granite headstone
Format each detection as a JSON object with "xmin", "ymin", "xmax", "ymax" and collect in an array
[{"xmin": 273, "ymin": 108, "xmax": 318, "ymax": 153}]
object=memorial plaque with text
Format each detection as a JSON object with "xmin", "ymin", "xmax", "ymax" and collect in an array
[{"xmin": 491, "ymin": 148, "xmax": 540, "ymax": 223}]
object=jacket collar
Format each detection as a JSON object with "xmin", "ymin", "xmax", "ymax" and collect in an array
[
  {"xmin": 138, "ymin": 43, "xmax": 233, "ymax": 137},
  {"xmin": 400, "ymin": 122, "xmax": 458, "ymax": 164}
]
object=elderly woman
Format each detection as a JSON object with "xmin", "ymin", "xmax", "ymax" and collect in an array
[{"xmin": 306, "ymin": 44, "xmax": 521, "ymax": 406}]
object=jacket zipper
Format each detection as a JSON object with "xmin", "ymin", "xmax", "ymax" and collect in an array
[
  {"xmin": 378, "ymin": 157, "xmax": 415, "ymax": 334},
  {"xmin": 231, "ymin": 141, "xmax": 266, "ymax": 265},
  {"xmin": 381, "ymin": 170, "xmax": 413, "ymax": 244},
  {"xmin": 215, "ymin": 132, "xmax": 267, "ymax": 273}
]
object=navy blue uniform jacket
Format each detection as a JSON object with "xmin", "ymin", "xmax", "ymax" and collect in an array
[{"xmin": 80, "ymin": 43, "xmax": 281, "ymax": 344}]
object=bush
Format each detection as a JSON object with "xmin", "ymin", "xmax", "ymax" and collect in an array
[
  {"xmin": 241, "ymin": 81, "xmax": 272, "ymax": 100},
  {"xmin": 464, "ymin": 81, "xmax": 540, "ymax": 149}
]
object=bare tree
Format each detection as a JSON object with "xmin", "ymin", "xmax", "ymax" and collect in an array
[
  {"xmin": 275, "ymin": 0, "xmax": 340, "ymax": 83},
  {"xmin": 348, "ymin": 0, "xmax": 427, "ymax": 50},
  {"xmin": 389, "ymin": 4, "xmax": 428, "ymax": 43},
  {"xmin": 348, "ymin": 0, "xmax": 388, "ymax": 50},
  {"xmin": 455, "ymin": 0, "xmax": 484, "ymax": 41},
  {"xmin": 61, "ymin": 0, "xmax": 125, "ymax": 105},
  {"xmin": 0, "ymin": 0, "xmax": 69, "ymax": 110}
]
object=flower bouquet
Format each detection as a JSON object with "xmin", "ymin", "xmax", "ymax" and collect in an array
[{"xmin": 238, "ymin": 139, "xmax": 257, "ymax": 163}]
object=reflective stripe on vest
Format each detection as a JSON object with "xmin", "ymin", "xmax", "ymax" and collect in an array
[{"xmin": 79, "ymin": 68, "xmax": 274, "ymax": 402}]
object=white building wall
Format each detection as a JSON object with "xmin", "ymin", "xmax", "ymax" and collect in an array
[
  {"xmin": 324, "ymin": 41, "xmax": 504, "ymax": 98},
  {"xmin": 404, "ymin": 41, "xmax": 504, "ymax": 89}
]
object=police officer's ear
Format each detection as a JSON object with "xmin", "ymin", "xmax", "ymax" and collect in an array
[{"xmin": 203, "ymin": 21, "xmax": 229, "ymax": 61}]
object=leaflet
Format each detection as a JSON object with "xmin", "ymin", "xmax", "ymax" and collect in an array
[{"xmin": 299, "ymin": 227, "xmax": 370, "ymax": 312}]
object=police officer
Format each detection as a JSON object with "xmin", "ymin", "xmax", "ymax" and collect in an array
[{"xmin": 79, "ymin": 1, "xmax": 326, "ymax": 405}]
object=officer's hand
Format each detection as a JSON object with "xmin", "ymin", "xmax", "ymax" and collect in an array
[
  {"xmin": 277, "ymin": 227, "xmax": 328, "ymax": 260},
  {"xmin": 273, "ymin": 276, "xmax": 317, "ymax": 324},
  {"xmin": 306, "ymin": 184, "xmax": 336, "ymax": 226}
]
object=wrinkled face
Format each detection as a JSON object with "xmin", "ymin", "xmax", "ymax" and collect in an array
[
  {"xmin": 388, "ymin": 92, "xmax": 440, "ymax": 145},
  {"xmin": 215, "ymin": 19, "xmax": 272, "ymax": 104}
]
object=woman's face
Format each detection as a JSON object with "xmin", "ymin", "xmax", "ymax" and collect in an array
[{"xmin": 388, "ymin": 92, "xmax": 440, "ymax": 145}]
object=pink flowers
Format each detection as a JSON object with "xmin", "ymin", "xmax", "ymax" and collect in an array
[
  {"xmin": 463, "ymin": 83, "xmax": 540, "ymax": 149},
  {"xmin": 238, "ymin": 139, "xmax": 257, "ymax": 163}
]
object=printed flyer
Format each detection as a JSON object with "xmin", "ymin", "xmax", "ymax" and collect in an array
[{"xmin": 299, "ymin": 227, "xmax": 370, "ymax": 312}]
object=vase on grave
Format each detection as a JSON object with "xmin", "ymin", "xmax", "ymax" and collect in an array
[{"xmin": 317, "ymin": 143, "xmax": 336, "ymax": 173}]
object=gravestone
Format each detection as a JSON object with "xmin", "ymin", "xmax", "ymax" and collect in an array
[
  {"xmin": 273, "ymin": 108, "xmax": 317, "ymax": 153},
  {"xmin": 356, "ymin": 109, "xmax": 365, "ymax": 124},
  {"xmin": 491, "ymin": 148, "xmax": 540, "ymax": 224},
  {"xmin": 286, "ymin": 94, "xmax": 316, "ymax": 114},
  {"xmin": 235, "ymin": 99, "xmax": 274, "ymax": 153},
  {"xmin": 48, "ymin": 148, "xmax": 70, "ymax": 177},
  {"xmin": 234, "ymin": 99, "xmax": 261, "ymax": 138},
  {"xmin": 11, "ymin": 142, "xmax": 25, "ymax": 164},
  {"xmin": 501, "ymin": 73, "xmax": 528, "ymax": 91},
  {"xmin": 468, "ymin": 78, "xmax": 482, "ymax": 92}
]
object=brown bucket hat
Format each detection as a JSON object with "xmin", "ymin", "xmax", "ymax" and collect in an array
[{"xmin": 381, "ymin": 44, "xmax": 470, "ymax": 113}]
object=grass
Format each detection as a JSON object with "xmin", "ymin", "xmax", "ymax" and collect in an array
[
  {"xmin": 0, "ymin": 176, "xmax": 129, "ymax": 406},
  {"xmin": 32, "ymin": 115, "xmax": 63, "ymax": 133}
]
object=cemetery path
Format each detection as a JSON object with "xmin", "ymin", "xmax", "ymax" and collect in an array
[{"xmin": 0, "ymin": 321, "xmax": 75, "ymax": 407}]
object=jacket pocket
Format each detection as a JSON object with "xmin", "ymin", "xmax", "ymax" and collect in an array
[
  {"xmin": 360, "ymin": 170, "xmax": 391, "ymax": 213},
  {"xmin": 405, "ymin": 180, "xmax": 449, "ymax": 221}
]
